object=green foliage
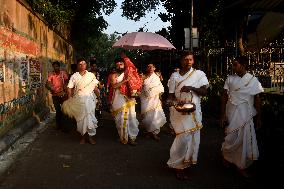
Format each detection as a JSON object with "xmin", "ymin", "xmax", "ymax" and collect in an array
[
  {"xmin": 88, "ymin": 33, "xmax": 121, "ymax": 68},
  {"xmin": 120, "ymin": 0, "xmax": 224, "ymax": 49},
  {"xmin": 68, "ymin": 0, "xmax": 116, "ymax": 58},
  {"xmin": 26, "ymin": 0, "xmax": 74, "ymax": 28},
  {"xmin": 261, "ymin": 94, "xmax": 284, "ymax": 126},
  {"xmin": 202, "ymin": 74, "xmax": 225, "ymax": 117},
  {"xmin": 208, "ymin": 73, "xmax": 225, "ymax": 97},
  {"xmin": 121, "ymin": 0, "xmax": 160, "ymax": 21},
  {"xmin": 26, "ymin": 0, "xmax": 117, "ymax": 58},
  {"xmin": 198, "ymin": 0, "xmax": 225, "ymax": 47}
]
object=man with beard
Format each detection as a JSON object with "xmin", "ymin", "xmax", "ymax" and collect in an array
[{"xmin": 108, "ymin": 58, "xmax": 139, "ymax": 145}]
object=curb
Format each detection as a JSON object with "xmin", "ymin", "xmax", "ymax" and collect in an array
[
  {"xmin": 0, "ymin": 111, "xmax": 55, "ymax": 176},
  {"xmin": 0, "ymin": 108, "xmax": 50, "ymax": 155}
]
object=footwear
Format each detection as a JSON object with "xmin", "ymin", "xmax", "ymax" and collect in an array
[
  {"xmin": 80, "ymin": 137, "xmax": 86, "ymax": 144},
  {"xmin": 120, "ymin": 140, "xmax": 128, "ymax": 145},
  {"xmin": 222, "ymin": 158, "xmax": 231, "ymax": 168},
  {"xmin": 88, "ymin": 136, "xmax": 96, "ymax": 145},
  {"xmin": 129, "ymin": 139, "xmax": 137, "ymax": 146},
  {"xmin": 238, "ymin": 169, "xmax": 252, "ymax": 178}
]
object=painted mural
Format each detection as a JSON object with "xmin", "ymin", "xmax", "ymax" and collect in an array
[{"xmin": 0, "ymin": 0, "xmax": 73, "ymax": 137}]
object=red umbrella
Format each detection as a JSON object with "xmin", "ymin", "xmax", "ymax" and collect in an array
[{"xmin": 112, "ymin": 32, "xmax": 175, "ymax": 50}]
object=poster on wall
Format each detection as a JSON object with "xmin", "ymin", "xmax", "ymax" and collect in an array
[
  {"xmin": 0, "ymin": 47, "xmax": 5, "ymax": 83},
  {"xmin": 0, "ymin": 61, "xmax": 4, "ymax": 83},
  {"xmin": 29, "ymin": 59, "xmax": 41, "ymax": 74},
  {"xmin": 19, "ymin": 60, "xmax": 29, "ymax": 86},
  {"xmin": 29, "ymin": 59, "xmax": 42, "ymax": 88}
]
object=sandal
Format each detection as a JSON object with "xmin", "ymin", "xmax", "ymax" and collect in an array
[
  {"xmin": 222, "ymin": 158, "xmax": 231, "ymax": 168},
  {"xmin": 129, "ymin": 139, "xmax": 137, "ymax": 146},
  {"xmin": 88, "ymin": 136, "xmax": 96, "ymax": 145},
  {"xmin": 80, "ymin": 137, "xmax": 86, "ymax": 144}
]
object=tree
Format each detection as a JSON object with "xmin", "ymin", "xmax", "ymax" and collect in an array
[
  {"xmin": 119, "ymin": 0, "xmax": 271, "ymax": 54},
  {"xmin": 26, "ymin": 0, "xmax": 117, "ymax": 59},
  {"xmin": 121, "ymin": 0, "xmax": 160, "ymax": 21},
  {"xmin": 120, "ymin": 0, "xmax": 222, "ymax": 49},
  {"xmin": 89, "ymin": 33, "xmax": 121, "ymax": 69}
]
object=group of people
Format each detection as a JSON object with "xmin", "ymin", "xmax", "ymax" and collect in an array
[{"xmin": 46, "ymin": 50, "xmax": 263, "ymax": 180}]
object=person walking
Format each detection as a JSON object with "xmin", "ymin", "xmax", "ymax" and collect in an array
[
  {"xmin": 119, "ymin": 50, "xmax": 142, "ymax": 97},
  {"xmin": 140, "ymin": 63, "xmax": 166, "ymax": 140},
  {"xmin": 108, "ymin": 58, "xmax": 139, "ymax": 145},
  {"xmin": 62, "ymin": 59, "xmax": 100, "ymax": 144},
  {"xmin": 89, "ymin": 57, "xmax": 103, "ymax": 120},
  {"xmin": 167, "ymin": 51, "xmax": 209, "ymax": 180},
  {"xmin": 45, "ymin": 61, "xmax": 69, "ymax": 131},
  {"xmin": 220, "ymin": 56, "xmax": 263, "ymax": 178}
]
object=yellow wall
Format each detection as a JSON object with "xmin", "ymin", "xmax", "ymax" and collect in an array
[{"xmin": 0, "ymin": 0, "xmax": 74, "ymax": 136}]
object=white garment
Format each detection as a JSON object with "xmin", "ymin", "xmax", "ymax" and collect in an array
[
  {"xmin": 167, "ymin": 68, "xmax": 209, "ymax": 169},
  {"xmin": 140, "ymin": 73, "xmax": 166, "ymax": 134},
  {"xmin": 167, "ymin": 71, "xmax": 180, "ymax": 130},
  {"xmin": 222, "ymin": 73, "xmax": 263, "ymax": 169},
  {"xmin": 62, "ymin": 71, "xmax": 99, "ymax": 136},
  {"xmin": 111, "ymin": 73, "xmax": 139, "ymax": 144},
  {"xmin": 167, "ymin": 71, "xmax": 180, "ymax": 88}
]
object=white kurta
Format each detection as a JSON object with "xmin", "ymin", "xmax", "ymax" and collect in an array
[
  {"xmin": 140, "ymin": 73, "xmax": 166, "ymax": 134},
  {"xmin": 111, "ymin": 73, "xmax": 139, "ymax": 144},
  {"xmin": 167, "ymin": 68, "xmax": 209, "ymax": 169},
  {"xmin": 222, "ymin": 73, "xmax": 263, "ymax": 169},
  {"xmin": 62, "ymin": 71, "xmax": 99, "ymax": 136}
]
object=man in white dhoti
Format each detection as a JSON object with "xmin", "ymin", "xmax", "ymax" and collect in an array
[
  {"xmin": 62, "ymin": 59, "xmax": 100, "ymax": 144},
  {"xmin": 108, "ymin": 58, "xmax": 139, "ymax": 145},
  {"xmin": 220, "ymin": 56, "xmax": 263, "ymax": 178},
  {"xmin": 140, "ymin": 64, "xmax": 166, "ymax": 140},
  {"xmin": 167, "ymin": 51, "xmax": 209, "ymax": 180}
]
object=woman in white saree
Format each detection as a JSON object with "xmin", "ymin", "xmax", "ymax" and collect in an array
[
  {"xmin": 167, "ymin": 51, "xmax": 209, "ymax": 180},
  {"xmin": 62, "ymin": 59, "xmax": 100, "ymax": 144}
]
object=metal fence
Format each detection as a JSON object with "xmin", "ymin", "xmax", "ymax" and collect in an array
[{"xmin": 205, "ymin": 40, "xmax": 284, "ymax": 93}]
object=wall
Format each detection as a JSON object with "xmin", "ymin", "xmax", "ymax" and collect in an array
[{"xmin": 0, "ymin": 0, "xmax": 74, "ymax": 136}]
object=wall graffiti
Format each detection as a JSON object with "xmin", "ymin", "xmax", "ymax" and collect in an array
[
  {"xmin": 19, "ymin": 59, "xmax": 29, "ymax": 86},
  {"xmin": 29, "ymin": 58, "xmax": 41, "ymax": 89},
  {"xmin": 0, "ymin": 93, "xmax": 34, "ymax": 115},
  {"xmin": 0, "ymin": 26, "xmax": 39, "ymax": 56},
  {"xmin": 0, "ymin": 106, "xmax": 32, "ymax": 130},
  {"xmin": 0, "ymin": 0, "xmax": 74, "ymax": 136}
]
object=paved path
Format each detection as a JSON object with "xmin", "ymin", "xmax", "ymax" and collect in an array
[{"xmin": 0, "ymin": 112, "xmax": 269, "ymax": 189}]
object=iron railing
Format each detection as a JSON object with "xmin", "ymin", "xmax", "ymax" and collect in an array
[{"xmin": 205, "ymin": 40, "xmax": 284, "ymax": 93}]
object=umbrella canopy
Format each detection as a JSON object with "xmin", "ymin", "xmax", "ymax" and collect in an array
[{"xmin": 112, "ymin": 32, "xmax": 175, "ymax": 50}]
